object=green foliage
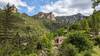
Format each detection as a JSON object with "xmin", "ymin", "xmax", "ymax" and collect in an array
[
  {"xmin": 56, "ymin": 28, "xmax": 67, "ymax": 36},
  {"xmin": 69, "ymin": 18, "xmax": 90, "ymax": 33},
  {"xmin": 60, "ymin": 44, "xmax": 79, "ymax": 56},
  {"xmin": 76, "ymin": 50, "xmax": 92, "ymax": 56},
  {"xmin": 94, "ymin": 35, "xmax": 100, "ymax": 46},
  {"xmin": 80, "ymin": 19, "xmax": 90, "ymax": 31},
  {"xmin": 69, "ymin": 23, "xmax": 81, "ymax": 30},
  {"xmin": 89, "ymin": 12, "xmax": 100, "ymax": 35},
  {"xmin": 0, "ymin": 3, "xmax": 100, "ymax": 56},
  {"xmin": 66, "ymin": 31, "xmax": 94, "ymax": 51}
]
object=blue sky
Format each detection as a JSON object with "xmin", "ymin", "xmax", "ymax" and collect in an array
[
  {"xmin": 19, "ymin": 0, "xmax": 59, "ymax": 16},
  {"xmin": 0, "ymin": 0, "xmax": 100, "ymax": 16}
]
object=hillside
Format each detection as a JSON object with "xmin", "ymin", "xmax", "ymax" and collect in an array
[
  {"xmin": 0, "ymin": 10, "xmax": 54, "ymax": 56},
  {"xmin": 0, "ymin": 6, "xmax": 100, "ymax": 56}
]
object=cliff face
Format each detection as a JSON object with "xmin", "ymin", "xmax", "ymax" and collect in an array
[
  {"xmin": 34, "ymin": 12, "xmax": 84, "ymax": 22},
  {"xmin": 56, "ymin": 13, "xmax": 85, "ymax": 24},
  {"xmin": 10, "ymin": 5, "xmax": 17, "ymax": 13},
  {"xmin": 35, "ymin": 12, "xmax": 56, "ymax": 20},
  {"xmin": 4, "ymin": 5, "xmax": 17, "ymax": 13}
]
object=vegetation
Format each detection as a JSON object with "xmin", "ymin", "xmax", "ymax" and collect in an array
[{"xmin": 0, "ymin": 0, "xmax": 100, "ymax": 56}]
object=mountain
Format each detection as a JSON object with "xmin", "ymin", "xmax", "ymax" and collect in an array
[
  {"xmin": 32, "ymin": 12, "xmax": 85, "ymax": 31},
  {"xmin": 34, "ymin": 12, "xmax": 85, "ymax": 24},
  {"xmin": 34, "ymin": 12, "xmax": 56, "ymax": 20},
  {"xmin": 56, "ymin": 13, "xmax": 85, "ymax": 25}
]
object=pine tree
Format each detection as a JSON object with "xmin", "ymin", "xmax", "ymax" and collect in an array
[
  {"xmin": 80, "ymin": 19, "xmax": 90, "ymax": 32},
  {"xmin": 0, "ymin": 3, "xmax": 13, "ymax": 42},
  {"xmin": 91, "ymin": 0, "xmax": 100, "ymax": 35}
]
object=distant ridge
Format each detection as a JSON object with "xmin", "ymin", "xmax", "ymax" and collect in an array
[{"xmin": 55, "ymin": 13, "xmax": 85, "ymax": 24}]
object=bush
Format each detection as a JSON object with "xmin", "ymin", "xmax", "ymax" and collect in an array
[
  {"xmin": 66, "ymin": 31, "xmax": 94, "ymax": 51},
  {"xmin": 94, "ymin": 35, "xmax": 100, "ymax": 46},
  {"xmin": 60, "ymin": 44, "xmax": 78, "ymax": 56}
]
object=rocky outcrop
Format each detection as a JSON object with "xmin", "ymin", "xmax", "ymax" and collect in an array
[
  {"xmin": 35, "ymin": 12, "xmax": 56, "ymax": 20},
  {"xmin": 9, "ymin": 5, "xmax": 17, "ymax": 13},
  {"xmin": 4, "ymin": 4, "xmax": 17, "ymax": 13}
]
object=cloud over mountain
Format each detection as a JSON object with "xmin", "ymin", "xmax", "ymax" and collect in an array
[
  {"xmin": 42, "ymin": 0, "xmax": 94, "ymax": 16},
  {"xmin": 0, "ymin": 0, "xmax": 100, "ymax": 16}
]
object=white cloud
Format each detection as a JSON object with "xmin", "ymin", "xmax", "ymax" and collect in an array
[
  {"xmin": 95, "ymin": 3, "xmax": 100, "ymax": 11},
  {"xmin": 42, "ymin": 0, "xmax": 94, "ymax": 16},
  {"xmin": 27, "ymin": 6, "xmax": 35, "ymax": 13},
  {"xmin": 80, "ymin": 8, "xmax": 94, "ymax": 16},
  {"xmin": 0, "ymin": 0, "xmax": 35, "ymax": 13},
  {"xmin": 0, "ymin": 0, "xmax": 26, "ymax": 9}
]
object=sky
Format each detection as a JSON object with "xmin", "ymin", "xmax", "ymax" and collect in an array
[{"xmin": 0, "ymin": 0, "xmax": 100, "ymax": 16}]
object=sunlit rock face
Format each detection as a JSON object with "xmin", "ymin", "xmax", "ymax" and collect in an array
[
  {"xmin": 10, "ymin": 5, "xmax": 17, "ymax": 13},
  {"xmin": 6, "ymin": 5, "xmax": 17, "ymax": 13},
  {"xmin": 35, "ymin": 12, "xmax": 56, "ymax": 20}
]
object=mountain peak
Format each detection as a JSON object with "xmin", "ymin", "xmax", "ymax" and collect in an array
[
  {"xmin": 34, "ymin": 12, "xmax": 56, "ymax": 20},
  {"xmin": 56, "ymin": 13, "xmax": 85, "ymax": 25}
]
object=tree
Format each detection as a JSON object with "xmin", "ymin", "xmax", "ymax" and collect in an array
[
  {"xmin": 80, "ymin": 19, "xmax": 90, "ymax": 32},
  {"xmin": 92, "ymin": 0, "xmax": 100, "ymax": 9},
  {"xmin": 91, "ymin": 0, "xmax": 100, "ymax": 35},
  {"xmin": 60, "ymin": 44, "xmax": 79, "ymax": 56},
  {"xmin": 65, "ymin": 31, "xmax": 93, "ymax": 51},
  {"xmin": 94, "ymin": 35, "xmax": 100, "ymax": 46},
  {"xmin": 0, "ymin": 3, "xmax": 13, "ymax": 43}
]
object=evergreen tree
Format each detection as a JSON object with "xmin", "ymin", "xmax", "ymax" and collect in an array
[
  {"xmin": 80, "ymin": 19, "xmax": 90, "ymax": 32},
  {"xmin": 91, "ymin": 0, "xmax": 100, "ymax": 35},
  {"xmin": 0, "ymin": 3, "xmax": 13, "ymax": 42}
]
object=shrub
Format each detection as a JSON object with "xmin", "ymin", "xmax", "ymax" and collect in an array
[
  {"xmin": 60, "ymin": 44, "xmax": 78, "ymax": 56},
  {"xmin": 66, "ymin": 31, "xmax": 94, "ymax": 51},
  {"xmin": 94, "ymin": 35, "xmax": 100, "ymax": 46}
]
